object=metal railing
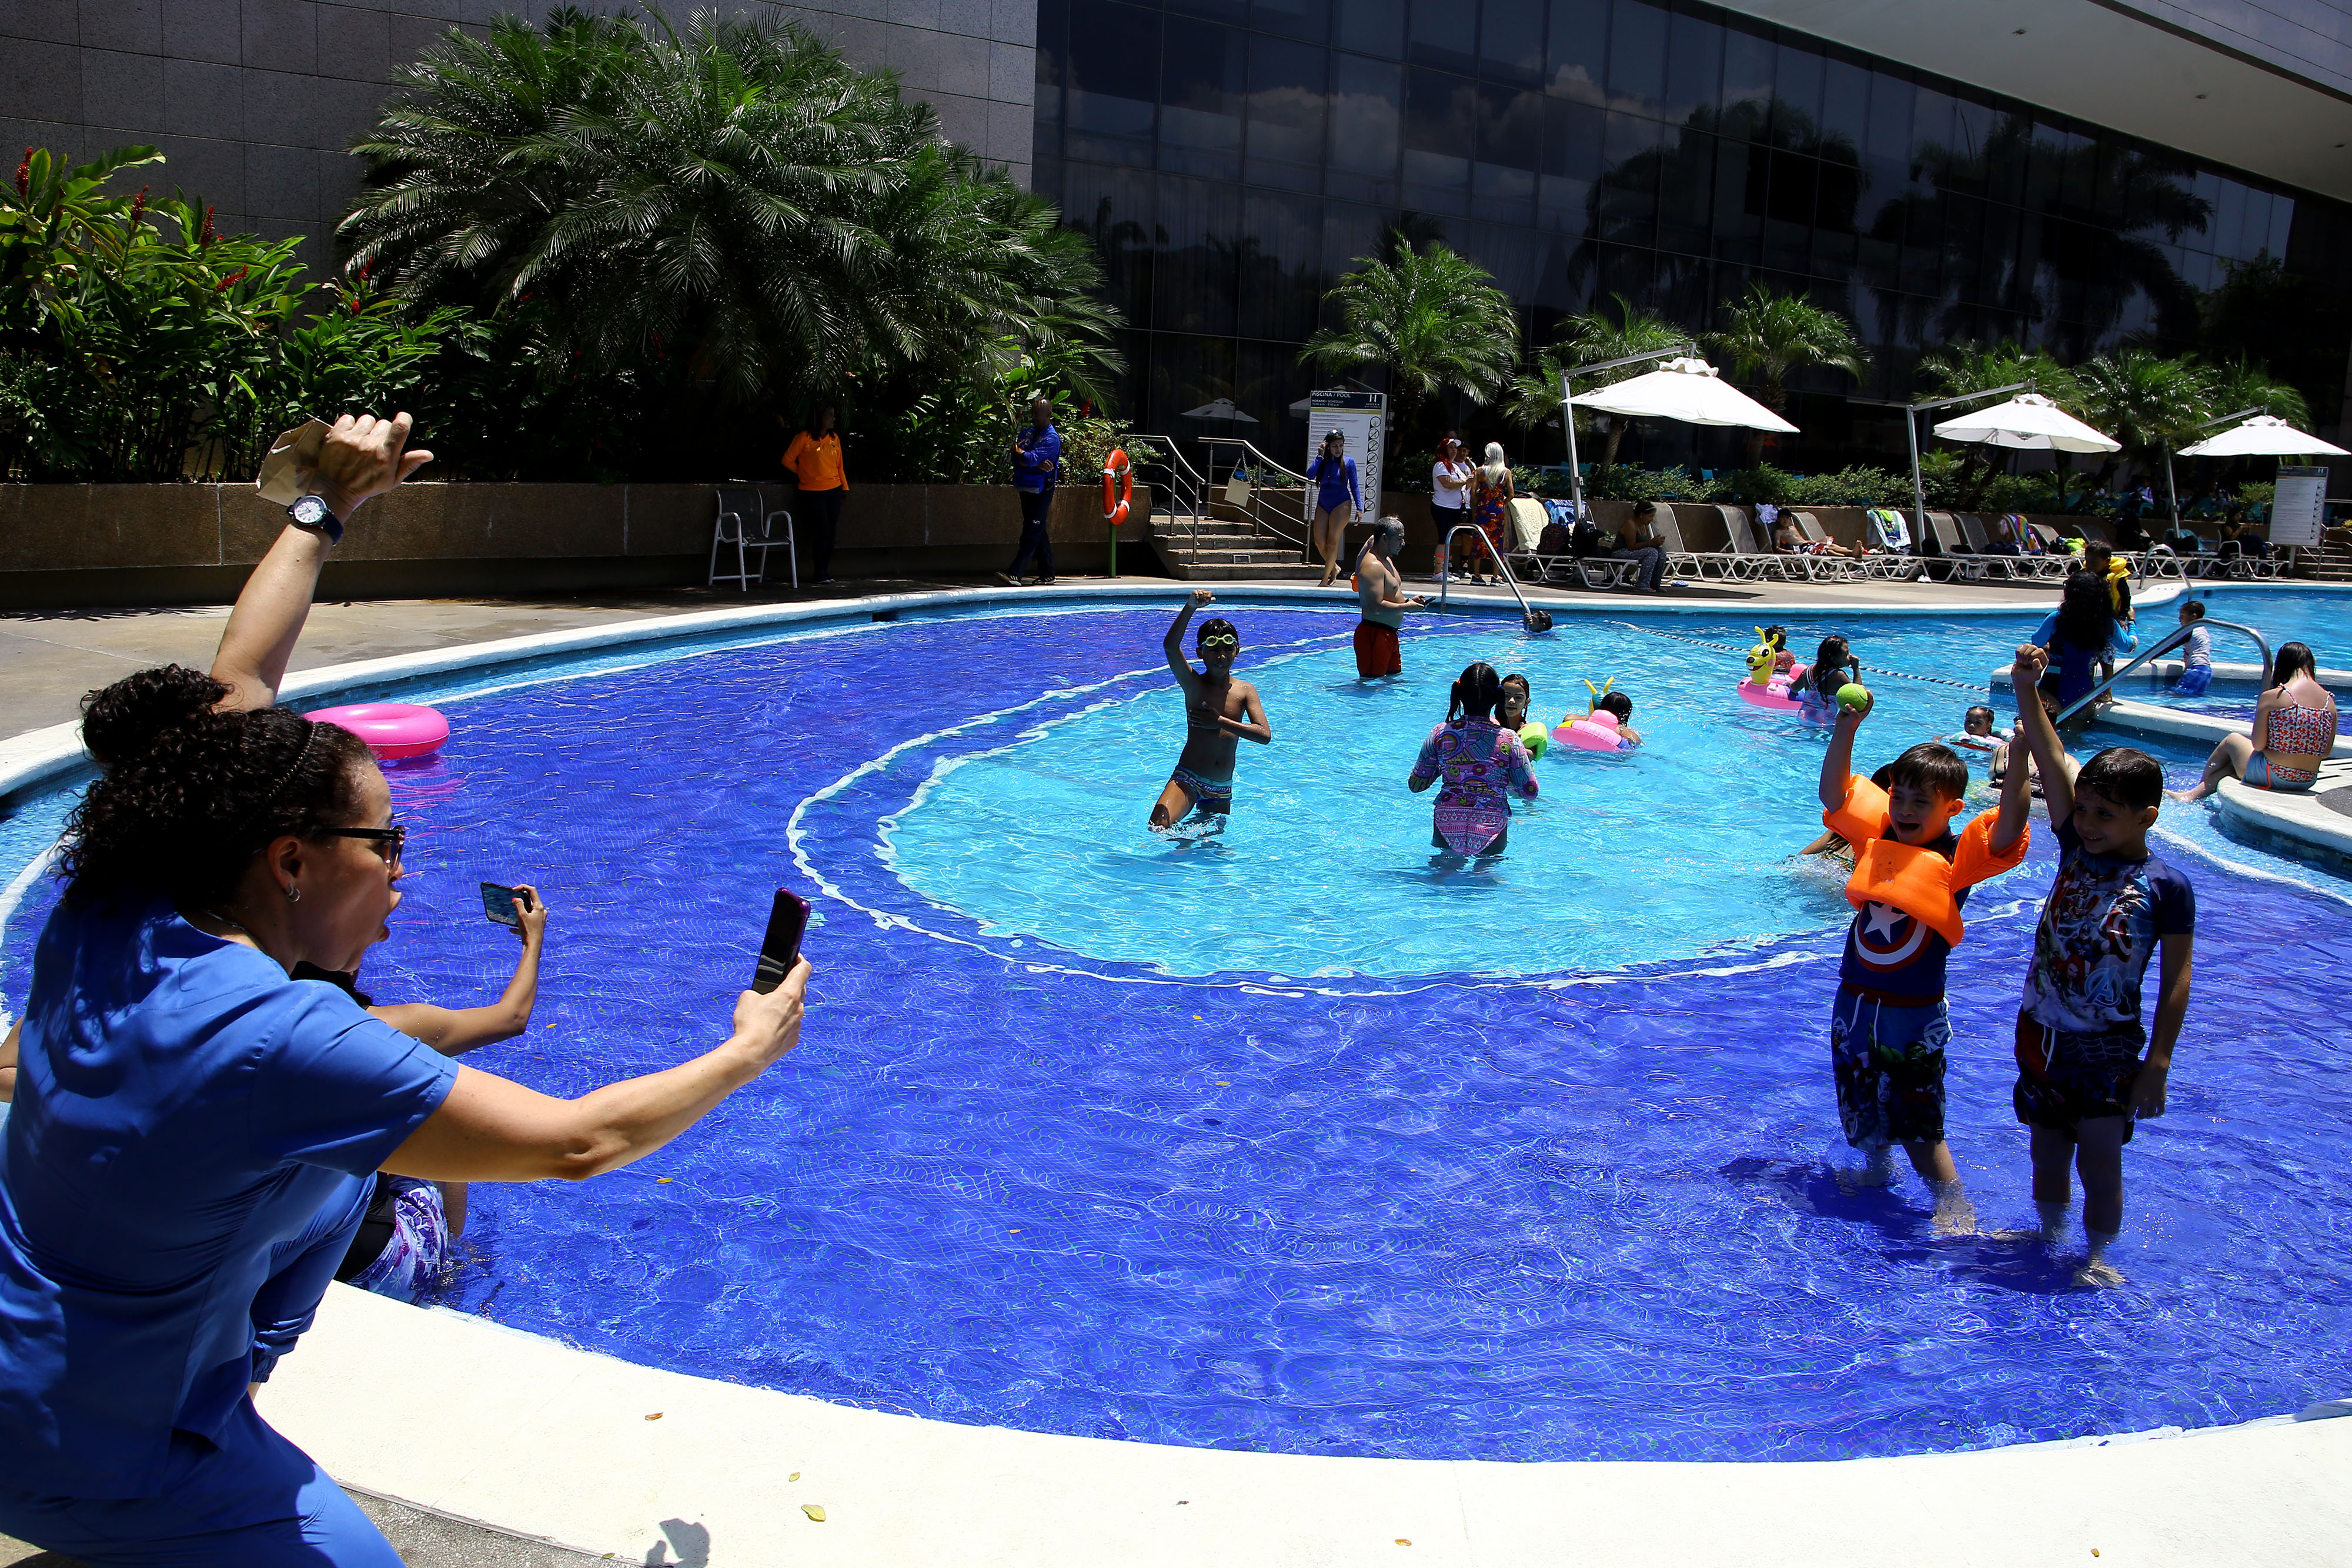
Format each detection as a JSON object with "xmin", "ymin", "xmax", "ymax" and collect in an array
[
  {"xmin": 1122, "ymin": 434, "xmax": 1208, "ymax": 558},
  {"xmin": 1196, "ymin": 436, "xmax": 1314, "ymax": 560},
  {"xmin": 1435, "ymin": 522, "xmax": 1550, "ymax": 630},
  {"xmin": 2053, "ymin": 618, "xmax": 2272, "ymax": 728}
]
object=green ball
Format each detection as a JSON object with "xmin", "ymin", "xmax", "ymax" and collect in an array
[
  {"xmin": 1519, "ymin": 721, "xmax": 1549, "ymax": 760},
  {"xmin": 1836, "ymin": 683, "xmax": 1870, "ymax": 712}
]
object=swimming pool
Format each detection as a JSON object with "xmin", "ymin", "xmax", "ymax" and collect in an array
[{"xmin": 2, "ymin": 593, "xmax": 2347, "ymax": 1464}]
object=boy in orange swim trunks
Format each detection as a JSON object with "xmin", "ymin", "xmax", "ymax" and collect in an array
[
  {"xmin": 1816, "ymin": 686, "xmax": 2032, "ymax": 1232},
  {"xmin": 1353, "ymin": 517, "xmax": 1426, "ymax": 678}
]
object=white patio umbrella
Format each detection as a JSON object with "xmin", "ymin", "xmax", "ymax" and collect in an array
[
  {"xmin": 1568, "ymin": 356, "xmax": 1799, "ymax": 433},
  {"xmin": 2176, "ymin": 414, "xmax": 2348, "ymax": 458},
  {"xmin": 1930, "ymin": 392, "xmax": 2117, "ymax": 453},
  {"xmin": 1179, "ymin": 397, "xmax": 1258, "ymax": 423}
]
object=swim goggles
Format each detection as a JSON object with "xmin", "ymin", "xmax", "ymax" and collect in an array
[{"xmin": 1198, "ymin": 633, "xmax": 1239, "ymax": 650}]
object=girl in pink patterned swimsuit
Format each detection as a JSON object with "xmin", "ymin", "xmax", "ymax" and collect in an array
[
  {"xmin": 1409, "ymin": 662, "xmax": 1539, "ymax": 856},
  {"xmin": 2172, "ymin": 640, "xmax": 2338, "ymax": 800}
]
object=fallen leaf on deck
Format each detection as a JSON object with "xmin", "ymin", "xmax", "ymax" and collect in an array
[
  {"xmin": 644, "ymin": 1413, "xmax": 663, "ymax": 1421},
  {"xmin": 802, "ymin": 1505, "xmax": 827, "ymax": 1522}
]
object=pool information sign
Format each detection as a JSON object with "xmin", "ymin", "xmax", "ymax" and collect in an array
[
  {"xmin": 1308, "ymin": 391, "xmax": 1385, "ymax": 509},
  {"xmin": 2272, "ymin": 466, "xmax": 2327, "ymax": 549}
]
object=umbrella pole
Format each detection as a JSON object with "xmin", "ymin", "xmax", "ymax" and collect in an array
[
  {"xmin": 1906, "ymin": 403, "xmax": 1926, "ymax": 543},
  {"xmin": 1561, "ymin": 372, "xmax": 1585, "ymax": 523},
  {"xmin": 2164, "ymin": 442, "xmax": 2180, "ymax": 531}
]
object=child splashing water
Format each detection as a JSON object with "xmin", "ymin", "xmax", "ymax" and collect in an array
[
  {"xmin": 1151, "ymin": 589, "xmax": 1272, "ymax": 831},
  {"xmin": 1409, "ymin": 663, "xmax": 1538, "ymax": 857},
  {"xmin": 1817, "ymin": 684, "xmax": 2032, "ymax": 1233}
]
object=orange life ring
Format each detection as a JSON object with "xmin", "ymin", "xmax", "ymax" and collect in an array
[{"xmin": 1102, "ymin": 449, "xmax": 1132, "ymax": 526}]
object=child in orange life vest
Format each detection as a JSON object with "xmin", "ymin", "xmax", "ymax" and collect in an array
[{"xmin": 1816, "ymin": 687, "xmax": 2033, "ymax": 1232}]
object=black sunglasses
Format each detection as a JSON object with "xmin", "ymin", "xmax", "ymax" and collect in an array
[{"xmin": 318, "ymin": 823, "xmax": 406, "ymax": 865}]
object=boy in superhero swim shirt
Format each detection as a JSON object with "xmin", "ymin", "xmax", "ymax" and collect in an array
[{"xmin": 1816, "ymin": 689, "xmax": 2033, "ymax": 1232}]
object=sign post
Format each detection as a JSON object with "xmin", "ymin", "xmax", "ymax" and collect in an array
[
  {"xmin": 2271, "ymin": 464, "xmax": 2327, "ymax": 554},
  {"xmin": 1306, "ymin": 390, "xmax": 1385, "ymax": 515}
]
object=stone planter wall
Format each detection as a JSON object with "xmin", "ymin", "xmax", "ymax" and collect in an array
[{"xmin": 0, "ymin": 481, "xmax": 1158, "ymax": 608}]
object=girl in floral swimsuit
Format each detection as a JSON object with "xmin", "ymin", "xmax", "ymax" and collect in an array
[
  {"xmin": 1409, "ymin": 662, "xmax": 1538, "ymax": 856},
  {"xmin": 2171, "ymin": 640, "xmax": 2338, "ymax": 799}
]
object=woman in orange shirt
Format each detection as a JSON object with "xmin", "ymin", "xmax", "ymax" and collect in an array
[{"xmin": 781, "ymin": 406, "xmax": 848, "ymax": 584}]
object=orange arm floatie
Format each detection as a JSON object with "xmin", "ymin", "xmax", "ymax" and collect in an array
[{"xmin": 1828, "ymin": 782, "xmax": 2026, "ymax": 949}]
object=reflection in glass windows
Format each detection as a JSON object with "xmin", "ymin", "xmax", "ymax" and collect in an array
[{"xmin": 1035, "ymin": 0, "xmax": 2351, "ymax": 462}]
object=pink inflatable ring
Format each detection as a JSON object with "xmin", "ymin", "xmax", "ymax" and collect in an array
[
  {"xmin": 1552, "ymin": 710, "xmax": 1628, "ymax": 752},
  {"xmin": 305, "ymin": 702, "xmax": 450, "ymax": 761}
]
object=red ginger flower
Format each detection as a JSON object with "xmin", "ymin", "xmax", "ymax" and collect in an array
[{"xmin": 14, "ymin": 149, "xmax": 29, "ymax": 199}]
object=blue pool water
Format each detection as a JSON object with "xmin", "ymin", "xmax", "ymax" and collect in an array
[{"xmin": 3, "ymin": 596, "xmax": 2349, "ymax": 1463}]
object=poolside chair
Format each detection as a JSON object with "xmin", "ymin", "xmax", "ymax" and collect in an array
[
  {"xmin": 709, "ymin": 487, "xmax": 796, "ymax": 591},
  {"xmin": 1715, "ymin": 506, "xmax": 1792, "ymax": 582},
  {"xmin": 1953, "ymin": 514, "xmax": 2027, "ymax": 581},
  {"xmin": 1920, "ymin": 511, "xmax": 1978, "ymax": 582},
  {"xmin": 1786, "ymin": 511, "xmax": 1866, "ymax": 583},
  {"xmin": 1650, "ymin": 507, "xmax": 1742, "ymax": 583},
  {"xmin": 1860, "ymin": 508, "xmax": 1925, "ymax": 580}
]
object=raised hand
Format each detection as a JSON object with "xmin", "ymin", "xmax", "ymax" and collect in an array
[{"xmin": 311, "ymin": 412, "xmax": 433, "ymax": 521}]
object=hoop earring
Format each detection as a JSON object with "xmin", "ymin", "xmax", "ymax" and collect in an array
[{"xmin": 285, "ymin": 884, "xmax": 301, "ymax": 904}]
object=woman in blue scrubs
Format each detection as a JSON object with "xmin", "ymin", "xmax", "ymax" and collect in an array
[{"xmin": 0, "ymin": 412, "xmax": 813, "ymax": 1566}]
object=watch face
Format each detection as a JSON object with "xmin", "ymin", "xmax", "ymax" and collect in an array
[{"xmin": 291, "ymin": 495, "xmax": 328, "ymax": 526}]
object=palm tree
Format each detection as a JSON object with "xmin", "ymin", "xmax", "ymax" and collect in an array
[
  {"xmin": 1703, "ymin": 281, "xmax": 1869, "ymax": 464},
  {"xmin": 2193, "ymin": 356, "xmax": 2309, "ymax": 433},
  {"xmin": 342, "ymin": 8, "xmax": 1120, "ymax": 413},
  {"xmin": 2073, "ymin": 348, "xmax": 2213, "ymax": 495},
  {"xmin": 1298, "ymin": 236, "xmax": 1519, "ymax": 463},
  {"xmin": 1502, "ymin": 295, "xmax": 1683, "ymax": 469},
  {"xmin": 1913, "ymin": 340, "xmax": 2090, "ymax": 506}
]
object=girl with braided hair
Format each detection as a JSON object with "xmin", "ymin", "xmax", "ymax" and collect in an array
[{"xmin": 0, "ymin": 413, "xmax": 811, "ymax": 1567}]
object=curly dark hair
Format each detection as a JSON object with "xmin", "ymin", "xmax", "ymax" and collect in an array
[{"xmin": 59, "ymin": 664, "xmax": 376, "ymax": 907}]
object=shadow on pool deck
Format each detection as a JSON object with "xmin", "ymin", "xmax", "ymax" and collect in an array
[{"xmin": 0, "ymin": 1490, "xmax": 618, "ymax": 1567}]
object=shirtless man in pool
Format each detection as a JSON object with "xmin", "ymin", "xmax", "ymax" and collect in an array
[
  {"xmin": 1151, "ymin": 589, "xmax": 1273, "ymax": 829},
  {"xmin": 1354, "ymin": 516, "xmax": 1427, "ymax": 679}
]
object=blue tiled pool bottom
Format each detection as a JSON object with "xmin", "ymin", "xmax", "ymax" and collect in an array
[{"xmin": 4, "ymin": 602, "xmax": 2348, "ymax": 1463}]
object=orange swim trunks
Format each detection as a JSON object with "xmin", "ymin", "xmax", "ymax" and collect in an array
[{"xmin": 1354, "ymin": 619, "xmax": 1401, "ymax": 677}]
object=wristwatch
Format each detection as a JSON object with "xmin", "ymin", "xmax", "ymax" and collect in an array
[{"xmin": 287, "ymin": 493, "xmax": 344, "ymax": 545}]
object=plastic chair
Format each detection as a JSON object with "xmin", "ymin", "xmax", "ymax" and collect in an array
[{"xmin": 709, "ymin": 487, "xmax": 797, "ymax": 591}]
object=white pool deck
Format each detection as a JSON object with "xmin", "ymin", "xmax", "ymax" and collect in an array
[{"xmin": 7, "ymin": 576, "xmax": 2352, "ymax": 1566}]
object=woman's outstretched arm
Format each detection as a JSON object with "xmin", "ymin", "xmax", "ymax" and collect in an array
[
  {"xmin": 381, "ymin": 960, "xmax": 809, "ymax": 1182},
  {"xmin": 212, "ymin": 412, "xmax": 433, "ymax": 711}
]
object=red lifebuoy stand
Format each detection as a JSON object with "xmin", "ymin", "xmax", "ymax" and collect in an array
[{"xmin": 1101, "ymin": 447, "xmax": 1132, "ymax": 577}]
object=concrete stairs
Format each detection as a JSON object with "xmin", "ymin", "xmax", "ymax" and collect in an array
[
  {"xmin": 1147, "ymin": 510, "xmax": 1324, "ymax": 581},
  {"xmin": 2297, "ymin": 537, "xmax": 2352, "ymax": 581}
]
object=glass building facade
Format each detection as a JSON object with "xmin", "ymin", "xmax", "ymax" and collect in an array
[{"xmin": 1030, "ymin": 0, "xmax": 2352, "ymax": 473}]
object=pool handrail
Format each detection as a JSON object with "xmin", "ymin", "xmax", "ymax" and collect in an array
[
  {"xmin": 2054, "ymin": 618, "xmax": 2273, "ymax": 728},
  {"xmin": 1435, "ymin": 521, "xmax": 1551, "ymax": 631}
]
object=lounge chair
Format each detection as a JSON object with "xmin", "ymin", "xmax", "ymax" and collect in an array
[
  {"xmin": 1860, "ymin": 508, "xmax": 1925, "ymax": 580},
  {"xmin": 709, "ymin": 486, "xmax": 796, "ymax": 591},
  {"xmin": 1780, "ymin": 511, "xmax": 1866, "ymax": 581},
  {"xmin": 1953, "ymin": 513, "xmax": 2030, "ymax": 581},
  {"xmin": 1713, "ymin": 506, "xmax": 1789, "ymax": 582},
  {"xmin": 1651, "ymin": 507, "xmax": 1743, "ymax": 583}
]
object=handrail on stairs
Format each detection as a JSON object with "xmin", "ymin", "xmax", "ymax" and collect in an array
[{"xmin": 2051, "ymin": 618, "xmax": 2271, "ymax": 728}]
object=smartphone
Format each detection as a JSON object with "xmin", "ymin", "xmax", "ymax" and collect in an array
[
  {"xmin": 480, "ymin": 882, "xmax": 532, "ymax": 927},
  {"xmin": 752, "ymin": 889, "xmax": 811, "ymax": 994}
]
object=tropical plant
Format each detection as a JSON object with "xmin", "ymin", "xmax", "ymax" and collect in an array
[
  {"xmin": 2191, "ymin": 356, "xmax": 2309, "ymax": 433},
  {"xmin": 1784, "ymin": 466, "xmax": 1907, "ymax": 507},
  {"xmin": 1504, "ymin": 295, "xmax": 1685, "ymax": 468},
  {"xmin": 342, "ymin": 8, "xmax": 1123, "ymax": 436},
  {"xmin": 1705, "ymin": 282, "xmax": 1870, "ymax": 412},
  {"xmin": 1912, "ymin": 340, "xmax": 2085, "ymax": 509},
  {"xmin": 1705, "ymin": 281, "xmax": 1869, "ymax": 466},
  {"xmin": 1299, "ymin": 236, "xmax": 1520, "ymax": 463},
  {"xmin": 0, "ymin": 145, "xmax": 325, "ymax": 481},
  {"xmin": 2072, "ymin": 347, "xmax": 2213, "ymax": 493}
]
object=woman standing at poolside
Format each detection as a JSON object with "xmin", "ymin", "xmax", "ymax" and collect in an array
[
  {"xmin": 1431, "ymin": 434, "xmax": 1472, "ymax": 563},
  {"xmin": 1306, "ymin": 429, "xmax": 1363, "ymax": 588},
  {"xmin": 1465, "ymin": 443, "xmax": 1515, "ymax": 587},
  {"xmin": 780, "ymin": 404, "xmax": 848, "ymax": 585},
  {"xmin": 1409, "ymin": 662, "xmax": 1538, "ymax": 857},
  {"xmin": 0, "ymin": 411, "xmax": 811, "ymax": 1567},
  {"xmin": 2171, "ymin": 641, "xmax": 2338, "ymax": 800}
]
